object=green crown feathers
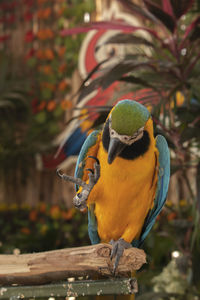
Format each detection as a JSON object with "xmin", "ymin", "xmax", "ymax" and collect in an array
[{"xmin": 111, "ymin": 99, "xmax": 150, "ymax": 136}]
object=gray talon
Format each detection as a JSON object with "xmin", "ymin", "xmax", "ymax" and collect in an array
[
  {"xmin": 56, "ymin": 169, "xmax": 86, "ymax": 188},
  {"xmin": 110, "ymin": 238, "xmax": 132, "ymax": 275},
  {"xmin": 57, "ymin": 156, "xmax": 100, "ymax": 211}
]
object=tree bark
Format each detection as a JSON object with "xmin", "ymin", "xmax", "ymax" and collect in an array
[{"xmin": 0, "ymin": 243, "xmax": 146, "ymax": 285}]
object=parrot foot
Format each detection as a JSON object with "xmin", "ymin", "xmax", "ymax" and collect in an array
[
  {"xmin": 110, "ymin": 238, "xmax": 132, "ymax": 275},
  {"xmin": 57, "ymin": 155, "xmax": 99, "ymax": 210},
  {"xmin": 73, "ymin": 156, "xmax": 100, "ymax": 210}
]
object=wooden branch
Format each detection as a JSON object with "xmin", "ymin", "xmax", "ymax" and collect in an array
[{"xmin": 0, "ymin": 244, "xmax": 146, "ymax": 285}]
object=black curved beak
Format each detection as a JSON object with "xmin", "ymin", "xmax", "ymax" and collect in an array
[{"xmin": 108, "ymin": 138, "xmax": 126, "ymax": 164}]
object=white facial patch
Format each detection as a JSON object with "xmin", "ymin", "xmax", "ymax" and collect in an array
[{"xmin": 109, "ymin": 120, "xmax": 144, "ymax": 145}]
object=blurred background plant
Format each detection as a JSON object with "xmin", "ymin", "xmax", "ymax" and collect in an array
[
  {"xmin": 0, "ymin": 0, "xmax": 95, "ymax": 206},
  {"xmin": 0, "ymin": 203, "xmax": 89, "ymax": 254}
]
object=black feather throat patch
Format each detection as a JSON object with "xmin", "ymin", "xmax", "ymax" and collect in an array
[{"xmin": 102, "ymin": 120, "xmax": 150, "ymax": 160}]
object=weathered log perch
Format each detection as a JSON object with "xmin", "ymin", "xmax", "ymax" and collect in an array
[{"xmin": 0, "ymin": 243, "xmax": 146, "ymax": 286}]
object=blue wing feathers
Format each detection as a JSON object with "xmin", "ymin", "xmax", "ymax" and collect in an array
[
  {"xmin": 74, "ymin": 130, "xmax": 101, "ymax": 244},
  {"xmin": 88, "ymin": 204, "xmax": 100, "ymax": 245},
  {"xmin": 136, "ymin": 134, "xmax": 170, "ymax": 246},
  {"xmin": 63, "ymin": 127, "xmax": 87, "ymax": 157},
  {"xmin": 74, "ymin": 130, "xmax": 100, "ymax": 192}
]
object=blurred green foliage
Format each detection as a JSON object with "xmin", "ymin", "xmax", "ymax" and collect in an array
[{"xmin": 0, "ymin": 204, "xmax": 89, "ymax": 254}]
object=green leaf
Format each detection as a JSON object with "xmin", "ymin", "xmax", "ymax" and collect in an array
[
  {"xmin": 119, "ymin": 75, "xmax": 156, "ymax": 89},
  {"xmin": 144, "ymin": 0, "xmax": 176, "ymax": 32},
  {"xmin": 170, "ymin": 0, "xmax": 195, "ymax": 19},
  {"xmin": 97, "ymin": 33, "xmax": 154, "ymax": 49},
  {"xmin": 26, "ymin": 57, "xmax": 37, "ymax": 68},
  {"xmin": 118, "ymin": 0, "xmax": 159, "ymax": 23},
  {"xmin": 35, "ymin": 111, "xmax": 47, "ymax": 124},
  {"xmin": 53, "ymin": 106, "xmax": 63, "ymax": 118},
  {"xmin": 100, "ymin": 60, "xmax": 156, "ymax": 90},
  {"xmin": 41, "ymin": 88, "xmax": 52, "ymax": 100},
  {"xmin": 77, "ymin": 77, "xmax": 102, "ymax": 103}
]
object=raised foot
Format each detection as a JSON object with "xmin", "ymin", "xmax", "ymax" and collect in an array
[
  {"xmin": 57, "ymin": 156, "xmax": 100, "ymax": 210},
  {"xmin": 110, "ymin": 238, "xmax": 132, "ymax": 275}
]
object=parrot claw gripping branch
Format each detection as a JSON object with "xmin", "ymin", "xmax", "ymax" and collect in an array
[
  {"xmin": 110, "ymin": 238, "xmax": 132, "ymax": 275},
  {"xmin": 57, "ymin": 99, "xmax": 170, "ymax": 278},
  {"xmin": 57, "ymin": 156, "xmax": 100, "ymax": 210}
]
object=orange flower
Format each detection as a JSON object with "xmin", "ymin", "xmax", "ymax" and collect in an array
[
  {"xmin": 57, "ymin": 46, "xmax": 66, "ymax": 57},
  {"xmin": 39, "ymin": 202, "xmax": 46, "ymax": 213},
  {"xmin": 37, "ymin": 30, "xmax": 46, "ymax": 40},
  {"xmin": 61, "ymin": 208, "xmax": 75, "ymax": 220},
  {"xmin": 40, "ymin": 82, "xmax": 55, "ymax": 91},
  {"xmin": 37, "ymin": 29, "xmax": 54, "ymax": 40},
  {"xmin": 60, "ymin": 99, "xmax": 72, "ymax": 110},
  {"xmin": 167, "ymin": 212, "xmax": 177, "ymax": 221},
  {"xmin": 50, "ymin": 205, "xmax": 61, "ymax": 219},
  {"xmin": 45, "ymin": 48, "xmax": 54, "ymax": 60},
  {"xmin": 43, "ymin": 7, "xmax": 51, "ymax": 19},
  {"xmin": 56, "ymin": 6, "xmax": 65, "ymax": 17},
  {"xmin": 58, "ymin": 79, "xmax": 68, "ymax": 91},
  {"xmin": 29, "ymin": 210, "xmax": 38, "ymax": 222},
  {"xmin": 58, "ymin": 63, "xmax": 67, "ymax": 73},
  {"xmin": 37, "ymin": 9, "xmax": 44, "ymax": 19},
  {"xmin": 40, "ymin": 65, "xmax": 53, "ymax": 75},
  {"xmin": 21, "ymin": 227, "xmax": 31, "ymax": 235},
  {"xmin": 47, "ymin": 100, "xmax": 56, "ymax": 111},
  {"xmin": 36, "ymin": 49, "xmax": 45, "ymax": 59},
  {"xmin": 38, "ymin": 101, "xmax": 46, "ymax": 111},
  {"xmin": 46, "ymin": 29, "xmax": 54, "ymax": 39}
]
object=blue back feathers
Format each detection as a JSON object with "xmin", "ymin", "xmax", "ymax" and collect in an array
[{"xmin": 132, "ymin": 134, "xmax": 170, "ymax": 247}]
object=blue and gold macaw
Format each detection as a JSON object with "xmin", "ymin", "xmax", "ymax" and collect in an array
[{"xmin": 58, "ymin": 99, "xmax": 170, "ymax": 271}]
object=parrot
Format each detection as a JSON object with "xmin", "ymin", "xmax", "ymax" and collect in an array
[{"xmin": 57, "ymin": 99, "xmax": 170, "ymax": 273}]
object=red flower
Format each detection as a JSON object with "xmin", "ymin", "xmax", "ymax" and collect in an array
[
  {"xmin": 0, "ymin": 34, "xmax": 10, "ymax": 42},
  {"xmin": 23, "ymin": 0, "xmax": 34, "ymax": 7},
  {"xmin": 7, "ymin": 15, "xmax": 15, "ymax": 24},
  {"xmin": 29, "ymin": 210, "xmax": 38, "ymax": 222},
  {"xmin": 0, "ymin": 1, "xmax": 17, "ymax": 10},
  {"xmin": 24, "ymin": 11, "xmax": 33, "ymax": 22},
  {"xmin": 167, "ymin": 212, "xmax": 177, "ymax": 221},
  {"xmin": 37, "ymin": 101, "xmax": 46, "ymax": 111},
  {"xmin": 0, "ymin": 15, "xmax": 15, "ymax": 24},
  {"xmin": 25, "ymin": 48, "xmax": 35, "ymax": 60},
  {"xmin": 31, "ymin": 98, "xmax": 39, "ymax": 114},
  {"xmin": 25, "ymin": 30, "xmax": 34, "ymax": 43}
]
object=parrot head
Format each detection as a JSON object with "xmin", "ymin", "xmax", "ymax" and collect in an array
[{"xmin": 105, "ymin": 99, "xmax": 150, "ymax": 164}]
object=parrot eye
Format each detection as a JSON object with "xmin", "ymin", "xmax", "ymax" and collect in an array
[
  {"xmin": 111, "ymin": 130, "xmax": 115, "ymax": 136},
  {"xmin": 77, "ymin": 193, "xmax": 81, "ymax": 198}
]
